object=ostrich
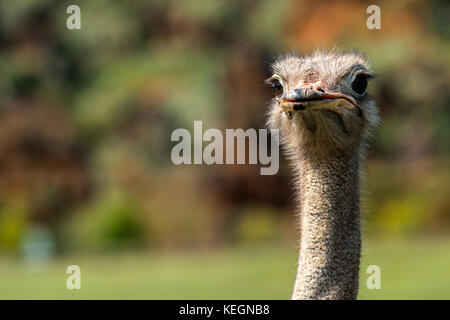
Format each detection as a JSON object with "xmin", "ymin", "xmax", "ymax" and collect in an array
[{"xmin": 265, "ymin": 50, "xmax": 379, "ymax": 300}]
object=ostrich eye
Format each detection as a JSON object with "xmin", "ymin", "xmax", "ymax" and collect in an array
[
  {"xmin": 351, "ymin": 74, "xmax": 368, "ymax": 95},
  {"xmin": 271, "ymin": 79, "xmax": 284, "ymax": 97}
]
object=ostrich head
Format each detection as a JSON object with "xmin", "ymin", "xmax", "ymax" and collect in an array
[{"xmin": 266, "ymin": 50, "xmax": 379, "ymax": 158}]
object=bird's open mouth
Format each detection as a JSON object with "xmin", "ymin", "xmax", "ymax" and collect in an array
[{"xmin": 280, "ymin": 91, "xmax": 357, "ymax": 119}]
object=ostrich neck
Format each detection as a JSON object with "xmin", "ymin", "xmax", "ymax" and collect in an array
[{"xmin": 292, "ymin": 152, "xmax": 361, "ymax": 300}]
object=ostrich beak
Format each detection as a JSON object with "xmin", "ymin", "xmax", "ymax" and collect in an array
[{"xmin": 280, "ymin": 88, "xmax": 357, "ymax": 119}]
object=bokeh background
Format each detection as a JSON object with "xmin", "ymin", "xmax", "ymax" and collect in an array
[{"xmin": 0, "ymin": 0, "xmax": 449, "ymax": 299}]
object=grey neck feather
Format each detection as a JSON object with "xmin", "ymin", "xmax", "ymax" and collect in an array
[{"xmin": 292, "ymin": 151, "xmax": 361, "ymax": 300}]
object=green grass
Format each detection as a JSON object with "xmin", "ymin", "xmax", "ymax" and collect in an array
[{"xmin": 0, "ymin": 237, "xmax": 449, "ymax": 299}]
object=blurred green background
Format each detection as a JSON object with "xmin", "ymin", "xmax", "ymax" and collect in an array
[{"xmin": 0, "ymin": 0, "xmax": 449, "ymax": 299}]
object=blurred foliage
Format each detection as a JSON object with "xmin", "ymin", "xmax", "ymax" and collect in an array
[
  {"xmin": 0, "ymin": 0, "xmax": 448, "ymax": 256},
  {"xmin": 232, "ymin": 206, "xmax": 283, "ymax": 244},
  {"xmin": 66, "ymin": 190, "xmax": 146, "ymax": 251},
  {"xmin": 0, "ymin": 203, "xmax": 27, "ymax": 251}
]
